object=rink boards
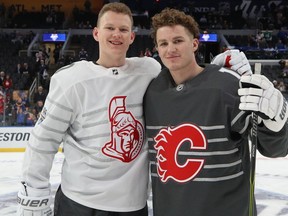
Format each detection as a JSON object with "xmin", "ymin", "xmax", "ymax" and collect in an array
[
  {"xmin": 0, "ymin": 127, "xmax": 62, "ymax": 152},
  {"xmin": 0, "ymin": 127, "xmax": 31, "ymax": 152}
]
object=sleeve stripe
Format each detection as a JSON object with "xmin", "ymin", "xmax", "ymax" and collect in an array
[
  {"xmin": 48, "ymin": 113, "xmax": 70, "ymax": 124},
  {"xmin": 39, "ymin": 123, "xmax": 66, "ymax": 134},
  {"xmin": 46, "ymin": 97, "xmax": 73, "ymax": 112},
  {"xmin": 31, "ymin": 130, "xmax": 62, "ymax": 144},
  {"xmin": 27, "ymin": 140, "xmax": 58, "ymax": 154}
]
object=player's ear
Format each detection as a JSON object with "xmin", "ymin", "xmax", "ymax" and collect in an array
[
  {"xmin": 192, "ymin": 38, "xmax": 199, "ymax": 52},
  {"xmin": 129, "ymin": 31, "xmax": 136, "ymax": 44},
  {"xmin": 93, "ymin": 27, "xmax": 99, "ymax": 42}
]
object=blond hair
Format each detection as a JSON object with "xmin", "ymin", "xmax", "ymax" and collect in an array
[{"xmin": 97, "ymin": 2, "xmax": 133, "ymax": 28}]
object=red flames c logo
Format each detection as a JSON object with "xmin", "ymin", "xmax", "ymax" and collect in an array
[{"xmin": 154, "ymin": 124, "xmax": 206, "ymax": 183}]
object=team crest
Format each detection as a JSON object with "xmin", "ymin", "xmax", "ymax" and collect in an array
[
  {"xmin": 102, "ymin": 96, "xmax": 144, "ymax": 163},
  {"xmin": 154, "ymin": 124, "xmax": 207, "ymax": 183}
]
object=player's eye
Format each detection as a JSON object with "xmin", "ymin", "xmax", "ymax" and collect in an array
[
  {"xmin": 173, "ymin": 39, "xmax": 183, "ymax": 44},
  {"xmin": 158, "ymin": 42, "xmax": 167, "ymax": 47},
  {"xmin": 120, "ymin": 28, "xmax": 129, "ymax": 32}
]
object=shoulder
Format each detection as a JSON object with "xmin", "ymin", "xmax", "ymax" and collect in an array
[
  {"xmin": 126, "ymin": 57, "xmax": 161, "ymax": 75},
  {"xmin": 203, "ymin": 64, "xmax": 241, "ymax": 91},
  {"xmin": 147, "ymin": 67, "xmax": 172, "ymax": 90},
  {"xmin": 51, "ymin": 61, "xmax": 98, "ymax": 86},
  {"xmin": 207, "ymin": 64, "xmax": 241, "ymax": 80}
]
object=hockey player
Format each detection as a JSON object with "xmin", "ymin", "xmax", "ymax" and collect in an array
[
  {"xmin": 144, "ymin": 8, "xmax": 288, "ymax": 216},
  {"xmin": 17, "ymin": 3, "xmax": 161, "ymax": 216},
  {"xmin": 16, "ymin": 2, "xmax": 255, "ymax": 216}
]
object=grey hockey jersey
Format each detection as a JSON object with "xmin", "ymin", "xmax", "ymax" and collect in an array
[{"xmin": 144, "ymin": 64, "xmax": 288, "ymax": 216}]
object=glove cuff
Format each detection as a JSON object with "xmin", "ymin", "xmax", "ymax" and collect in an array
[
  {"xmin": 17, "ymin": 182, "xmax": 52, "ymax": 211},
  {"xmin": 263, "ymin": 96, "xmax": 288, "ymax": 132}
]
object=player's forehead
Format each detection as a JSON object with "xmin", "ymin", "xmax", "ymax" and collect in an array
[{"xmin": 98, "ymin": 11, "xmax": 132, "ymax": 28}]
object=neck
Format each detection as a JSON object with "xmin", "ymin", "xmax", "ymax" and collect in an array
[
  {"xmin": 171, "ymin": 64, "xmax": 204, "ymax": 85},
  {"xmin": 97, "ymin": 53, "xmax": 126, "ymax": 68}
]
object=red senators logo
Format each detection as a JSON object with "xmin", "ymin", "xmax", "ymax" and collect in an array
[
  {"xmin": 154, "ymin": 124, "xmax": 206, "ymax": 183},
  {"xmin": 102, "ymin": 96, "xmax": 144, "ymax": 163}
]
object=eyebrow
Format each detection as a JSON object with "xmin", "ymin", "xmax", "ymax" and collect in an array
[{"xmin": 158, "ymin": 36, "xmax": 185, "ymax": 43}]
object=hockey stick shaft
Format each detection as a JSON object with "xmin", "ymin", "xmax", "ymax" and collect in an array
[
  {"xmin": 249, "ymin": 62, "xmax": 261, "ymax": 216},
  {"xmin": 249, "ymin": 112, "xmax": 258, "ymax": 216}
]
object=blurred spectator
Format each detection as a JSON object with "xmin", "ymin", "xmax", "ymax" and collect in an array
[
  {"xmin": 278, "ymin": 81, "xmax": 287, "ymax": 92},
  {"xmin": 68, "ymin": 55, "xmax": 75, "ymax": 64},
  {"xmin": 0, "ymin": 91, "xmax": 4, "ymax": 124},
  {"xmin": 139, "ymin": 50, "xmax": 144, "ymax": 57},
  {"xmin": 57, "ymin": 55, "xmax": 66, "ymax": 67},
  {"xmin": 33, "ymin": 86, "xmax": 47, "ymax": 104},
  {"xmin": 33, "ymin": 100, "xmax": 44, "ymax": 120},
  {"xmin": 21, "ymin": 63, "xmax": 30, "ymax": 89},
  {"xmin": 255, "ymin": 30, "xmax": 267, "ymax": 48},
  {"xmin": 16, "ymin": 106, "xmax": 36, "ymax": 126},
  {"xmin": 272, "ymin": 80, "xmax": 279, "ymax": 87},
  {"xmin": 14, "ymin": 63, "xmax": 22, "ymax": 74},
  {"xmin": 16, "ymin": 107, "xmax": 27, "ymax": 126},
  {"xmin": 0, "ymin": 71, "xmax": 5, "ymax": 86},
  {"xmin": 79, "ymin": 48, "xmax": 88, "ymax": 61},
  {"xmin": 14, "ymin": 97, "xmax": 26, "ymax": 113},
  {"xmin": 38, "ymin": 59, "xmax": 49, "ymax": 88},
  {"xmin": 11, "ymin": 63, "xmax": 22, "ymax": 89},
  {"xmin": 2, "ymin": 74, "xmax": 13, "ymax": 95},
  {"xmin": 84, "ymin": 20, "xmax": 93, "ymax": 29},
  {"xmin": 22, "ymin": 62, "xmax": 31, "ymax": 76},
  {"xmin": 21, "ymin": 91, "xmax": 30, "ymax": 108},
  {"xmin": 53, "ymin": 44, "xmax": 61, "ymax": 64},
  {"xmin": 144, "ymin": 47, "xmax": 152, "ymax": 57},
  {"xmin": 275, "ymin": 39, "xmax": 286, "ymax": 50},
  {"xmin": 277, "ymin": 30, "xmax": 288, "ymax": 44},
  {"xmin": 25, "ymin": 107, "xmax": 36, "ymax": 126}
]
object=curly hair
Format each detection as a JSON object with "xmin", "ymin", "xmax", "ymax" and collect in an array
[
  {"xmin": 151, "ymin": 8, "xmax": 200, "ymax": 46},
  {"xmin": 97, "ymin": 2, "xmax": 133, "ymax": 28}
]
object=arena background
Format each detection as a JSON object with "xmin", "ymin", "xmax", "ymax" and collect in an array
[{"xmin": 0, "ymin": 0, "xmax": 287, "ymax": 215}]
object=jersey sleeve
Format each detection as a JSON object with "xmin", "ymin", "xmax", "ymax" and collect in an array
[
  {"xmin": 22, "ymin": 73, "xmax": 75, "ymax": 189},
  {"xmin": 145, "ymin": 57, "xmax": 162, "ymax": 76},
  {"xmin": 257, "ymin": 120, "xmax": 288, "ymax": 157},
  {"xmin": 219, "ymin": 67, "xmax": 288, "ymax": 158}
]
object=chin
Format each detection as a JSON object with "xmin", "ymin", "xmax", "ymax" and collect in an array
[{"xmin": 167, "ymin": 63, "xmax": 180, "ymax": 71}]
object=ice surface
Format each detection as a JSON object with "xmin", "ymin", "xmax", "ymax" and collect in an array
[{"xmin": 0, "ymin": 152, "xmax": 287, "ymax": 216}]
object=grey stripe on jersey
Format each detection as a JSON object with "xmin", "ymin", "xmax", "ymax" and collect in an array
[
  {"xmin": 149, "ymin": 148, "xmax": 239, "ymax": 156},
  {"xmin": 46, "ymin": 97, "xmax": 73, "ymax": 112},
  {"xmin": 150, "ymin": 170, "xmax": 244, "ymax": 182},
  {"xmin": 147, "ymin": 124, "xmax": 225, "ymax": 130},
  {"xmin": 39, "ymin": 123, "xmax": 67, "ymax": 134},
  {"xmin": 48, "ymin": 112, "xmax": 70, "ymax": 124},
  {"xmin": 150, "ymin": 159, "xmax": 242, "ymax": 169},
  {"xmin": 31, "ymin": 130, "xmax": 61, "ymax": 143},
  {"xmin": 27, "ymin": 141, "xmax": 58, "ymax": 154}
]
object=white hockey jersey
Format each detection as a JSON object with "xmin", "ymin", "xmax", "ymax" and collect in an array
[{"xmin": 22, "ymin": 57, "xmax": 161, "ymax": 212}]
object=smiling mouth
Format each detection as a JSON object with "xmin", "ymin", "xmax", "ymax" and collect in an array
[{"xmin": 110, "ymin": 41, "xmax": 122, "ymax": 45}]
